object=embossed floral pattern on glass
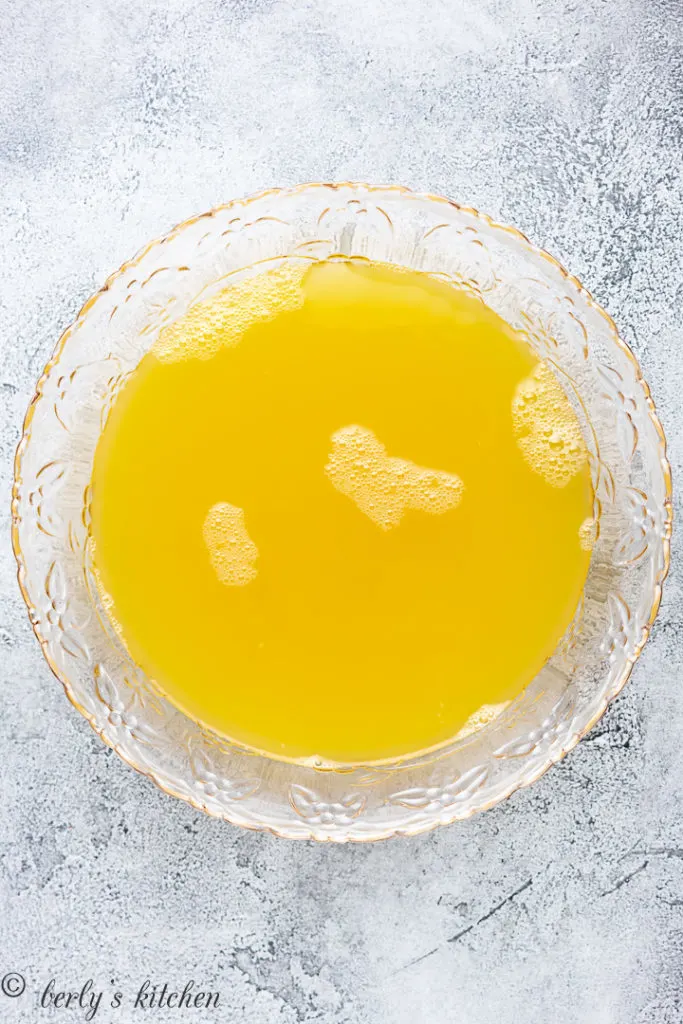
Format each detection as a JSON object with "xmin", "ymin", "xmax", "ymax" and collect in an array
[{"xmin": 12, "ymin": 184, "xmax": 672, "ymax": 841}]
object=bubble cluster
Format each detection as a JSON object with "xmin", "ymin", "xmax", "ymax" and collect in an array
[
  {"xmin": 512, "ymin": 362, "xmax": 586, "ymax": 487},
  {"xmin": 578, "ymin": 516, "xmax": 597, "ymax": 552},
  {"xmin": 456, "ymin": 701, "xmax": 510, "ymax": 740},
  {"xmin": 325, "ymin": 425, "xmax": 464, "ymax": 530},
  {"xmin": 153, "ymin": 263, "xmax": 305, "ymax": 363},
  {"xmin": 203, "ymin": 502, "xmax": 259, "ymax": 586}
]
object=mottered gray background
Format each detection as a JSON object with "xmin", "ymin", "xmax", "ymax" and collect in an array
[{"xmin": 1, "ymin": 0, "xmax": 682, "ymax": 1021}]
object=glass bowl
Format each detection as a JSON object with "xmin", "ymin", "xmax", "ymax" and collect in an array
[{"xmin": 12, "ymin": 183, "xmax": 672, "ymax": 841}]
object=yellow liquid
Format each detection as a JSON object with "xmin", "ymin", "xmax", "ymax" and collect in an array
[{"xmin": 90, "ymin": 260, "xmax": 593, "ymax": 763}]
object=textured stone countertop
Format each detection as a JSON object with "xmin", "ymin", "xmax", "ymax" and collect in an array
[{"xmin": 1, "ymin": 1, "xmax": 682, "ymax": 1021}]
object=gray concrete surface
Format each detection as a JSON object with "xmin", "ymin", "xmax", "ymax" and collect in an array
[{"xmin": 1, "ymin": 0, "xmax": 682, "ymax": 1021}]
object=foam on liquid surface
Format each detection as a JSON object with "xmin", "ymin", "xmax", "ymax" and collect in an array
[
  {"xmin": 203, "ymin": 503, "xmax": 259, "ymax": 586},
  {"xmin": 153, "ymin": 263, "xmax": 305, "ymax": 363},
  {"xmin": 512, "ymin": 361, "xmax": 586, "ymax": 487},
  {"xmin": 325, "ymin": 424, "xmax": 464, "ymax": 530}
]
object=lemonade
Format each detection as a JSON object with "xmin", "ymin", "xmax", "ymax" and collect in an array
[{"xmin": 89, "ymin": 259, "xmax": 592, "ymax": 762}]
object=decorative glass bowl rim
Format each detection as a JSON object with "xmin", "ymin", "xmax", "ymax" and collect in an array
[{"xmin": 11, "ymin": 182, "xmax": 673, "ymax": 839}]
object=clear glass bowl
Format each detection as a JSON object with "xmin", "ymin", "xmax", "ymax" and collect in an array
[{"xmin": 12, "ymin": 183, "xmax": 672, "ymax": 841}]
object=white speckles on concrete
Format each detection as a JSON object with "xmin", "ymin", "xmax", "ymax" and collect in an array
[{"xmin": 1, "ymin": 1, "xmax": 682, "ymax": 1021}]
